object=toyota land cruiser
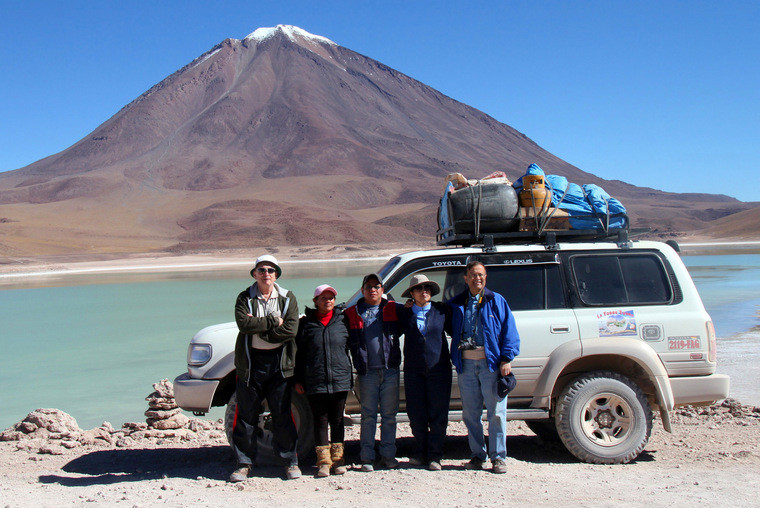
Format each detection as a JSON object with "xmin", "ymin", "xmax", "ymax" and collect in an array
[{"xmin": 174, "ymin": 235, "xmax": 729, "ymax": 464}]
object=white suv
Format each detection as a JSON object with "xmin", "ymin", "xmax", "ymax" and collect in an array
[{"xmin": 174, "ymin": 236, "xmax": 729, "ymax": 464}]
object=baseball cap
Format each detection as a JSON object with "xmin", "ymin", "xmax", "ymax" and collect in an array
[
  {"xmin": 498, "ymin": 372, "xmax": 517, "ymax": 397},
  {"xmin": 361, "ymin": 273, "xmax": 383, "ymax": 287},
  {"xmin": 313, "ymin": 284, "xmax": 338, "ymax": 298}
]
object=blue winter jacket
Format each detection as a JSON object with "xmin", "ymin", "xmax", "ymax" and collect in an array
[{"xmin": 447, "ymin": 288, "xmax": 520, "ymax": 373}]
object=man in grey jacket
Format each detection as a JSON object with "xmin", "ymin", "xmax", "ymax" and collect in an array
[{"xmin": 229, "ymin": 254, "xmax": 301, "ymax": 482}]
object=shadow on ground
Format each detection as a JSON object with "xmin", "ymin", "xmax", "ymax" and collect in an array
[{"xmin": 39, "ymin": 432, "xmax": 654, "ymax": 486}]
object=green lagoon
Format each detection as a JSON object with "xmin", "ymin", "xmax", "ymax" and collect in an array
[{"xmin": 1, "ymin": 253, "xmax": 758, "ymax": 431}]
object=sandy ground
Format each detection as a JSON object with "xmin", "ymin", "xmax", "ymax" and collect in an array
[{"xmin": 1, "ymin": 402, "xmax": 759, "ymax": 508}]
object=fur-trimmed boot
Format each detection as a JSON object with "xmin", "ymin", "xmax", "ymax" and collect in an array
[
  {"xmin": 330, "ymin": 442, "xmax": 347, "ymax": 475},
  {"xmin": 315, "ymin": 445, "xmax": 332, "ymax": 478}
]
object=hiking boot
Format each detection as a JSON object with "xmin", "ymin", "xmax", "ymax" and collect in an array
[
  {"xmin": 463, "ymin": 457, "xmax": 488, "ymax": 470},
  {"xmin": 379, "ymin": 456, "xmax": 399, "ymax": 469},
  {"xmin": 228, "ymin": 464, "xmax": 250, "ymax": 483},
  {"xmin": 427, "ymin": 461, "xmax": 442, "ymax": 471},
  {"xmin": 360, "ymin": 463, "xmax": 374, "ymax": 472},
  {"xmin": 492, "ymin": 458, "xmax": 507, "ymax": 474},
  {"xmin": 315, "ymin": 445, "xmax": 332, "ymax": 478},
  {"xmin": 407, "ymin": 456, "xmax": 425, "ymax": 467},
  {"xmin": 285, "ymin": 463, "xmax": 302, "ymax": 480},
  {"xmin": 330, "ymin": 443, "xmax": 347, "ymax": 475}
]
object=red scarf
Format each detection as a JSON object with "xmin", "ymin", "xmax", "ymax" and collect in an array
[{"xmin": 317, "ymin": 310, "xmax": 333, "ymax": 327}]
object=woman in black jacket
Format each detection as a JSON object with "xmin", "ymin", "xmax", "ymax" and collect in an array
[
  {"xmin": 294, "ymin": 284, "xmax": 353, "ymax": 477},
  {"xmin": 384, "ymin": 274, "xmax": 452, "ymax": 470}
]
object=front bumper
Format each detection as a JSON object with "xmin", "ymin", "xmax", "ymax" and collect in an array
[
  {"xmin": 173, "ymin": 373, "xmax": 220, "ymax": 414},
  {"xmin": 670, "ymin": 373, "xmax": 730, "ymax": 405}
]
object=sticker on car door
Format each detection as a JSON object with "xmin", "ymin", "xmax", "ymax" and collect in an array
[{"xmin": 597, "ymin": 309, "xmax": 637, "ymax": 337}]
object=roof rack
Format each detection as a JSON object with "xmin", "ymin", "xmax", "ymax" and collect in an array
[{"xmin": 436, "ymin": 213, "xmax": 644, "ymax": 250}]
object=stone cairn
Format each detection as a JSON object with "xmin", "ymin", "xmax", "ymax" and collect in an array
[{"xmin": 145, "ymin": 379, "xmax": 189, "ymax": 430}]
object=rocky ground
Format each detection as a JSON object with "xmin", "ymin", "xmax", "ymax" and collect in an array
[{"xmin": 1, "ymin": 382, "xmax": 759, "ymax": 507}]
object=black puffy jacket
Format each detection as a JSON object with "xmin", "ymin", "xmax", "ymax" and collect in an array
[{"xmin": 294, "ymin": 307, "xmax": 353, "ymax": 395}]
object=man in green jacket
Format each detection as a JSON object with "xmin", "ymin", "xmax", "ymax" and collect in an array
[{"xmin": 229, "ymin": 254, "xmax": 301, "ymax": 482}]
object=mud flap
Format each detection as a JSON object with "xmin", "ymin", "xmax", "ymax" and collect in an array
[{"xmin": 660, "ymin": 408, "xmax": 672, "ymax": 433}]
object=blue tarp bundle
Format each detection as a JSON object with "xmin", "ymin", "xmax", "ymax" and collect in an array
[
  {"xmin": 514, "ymin": 164, "xmax": 627, "ymax": 230},
  {"xmin": 438, "ymin": 181, "xmax": 455, "ymax": 239}
]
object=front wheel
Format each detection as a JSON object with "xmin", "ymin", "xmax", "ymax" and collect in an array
[
  {"xmin": 526, "ymin": 419, "xmax": 561, "ymax": 442},
  {"xmin": 555, "ymin": 370, "xmax": 652, "ymax": 464},
  {"xmin": 224, "ymin": 389, "xmax": 314, "ymax": 465}
]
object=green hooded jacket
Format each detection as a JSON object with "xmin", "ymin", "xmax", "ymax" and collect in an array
[{"xmin": 233, "ymin": 283, "xmax": 300, "ymax": 382}]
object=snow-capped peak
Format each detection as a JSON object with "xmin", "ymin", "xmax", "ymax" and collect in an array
[{"xmin": 244, "ymin": 25, "xmax": 336, "ymax": 46}]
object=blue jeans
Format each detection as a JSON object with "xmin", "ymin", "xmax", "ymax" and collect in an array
[
  {"xmin": 358, "ymin": 367, "xmax": 400, "ymax": 462},
  {"xmin": 458, "ymin": 358, "xmax": 507, "ymax": 461}
]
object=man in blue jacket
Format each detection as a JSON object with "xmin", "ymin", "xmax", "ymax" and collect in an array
[{"xmin": 447, "ymin": 260, "xmax": 520, "ymax": 474}]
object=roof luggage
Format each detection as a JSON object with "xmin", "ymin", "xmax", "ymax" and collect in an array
[{"xmin": 437, "ymin": 164, "xmax": 631, "ymax": 247}]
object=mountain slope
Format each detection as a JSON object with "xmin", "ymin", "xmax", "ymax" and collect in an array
[{"xmin": 0, "ymin": 25, "xmax": 755, "ymax": 256}]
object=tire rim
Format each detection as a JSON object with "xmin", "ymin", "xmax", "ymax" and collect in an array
[{"xmin": 579, "ymin": 391, "xmax": 633, "ymax": 447}]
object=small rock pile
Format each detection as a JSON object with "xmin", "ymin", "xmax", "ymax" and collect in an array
[
  {"xmin": 0, "ymin": 380, "xmax": 227, "ymax": 455},
  {"xmin": 672, "ymin": 398, "xmax": 760, "ymax": 424},
  {"xmin": 0, "ymin": 408, "xmax": 121, "ymax": 454},
  {"xmin": 145, "ymin": 379, "xmax": 189, "ymax": 430}
]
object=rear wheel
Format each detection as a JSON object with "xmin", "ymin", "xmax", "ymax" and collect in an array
[
  {"xmin": 555, "ymin": 370, "xmax": 652, "ymax": 464},
  {"xmin": 224, "ymin": 389, "xmax": 314, "ymax": 465}
]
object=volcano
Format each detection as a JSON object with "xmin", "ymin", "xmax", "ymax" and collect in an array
[{"xmin": 0, "ymin": 25, "xmax": 753, "ymax": 257}]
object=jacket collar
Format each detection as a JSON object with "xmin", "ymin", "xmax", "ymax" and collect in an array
[
  {"xmin": 452, "ymin": 287, "xmax": 495, "ymax": 306},
  {"xmin": 250, "ymin": 282, "xmax": 288, "ymax": 299}
]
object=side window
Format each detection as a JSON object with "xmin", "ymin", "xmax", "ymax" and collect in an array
[
  {"xmin": 487, "ymin": 265, "xmax": 543, "ymax": 311},
  {"xmin": 620, "ymin": 255, "xmax": 672, "ymax": 303},
  {"xmin": 386, "ymin": 261, "xmax": 566, "ymax": 311},
  {"xmin": 546, "ymin": 264, "xmax": 567, "ymax": 309},
  {"xmin": 573, "ymin": 256, "xmax": 627, "ymax": 305},
  {"xmin": 571, "ymin": 254, "xmax": 671, "ymax": 306},
  {"xmin": 482, "ymin": 264, "xmax": 566, "ymax": 311}
]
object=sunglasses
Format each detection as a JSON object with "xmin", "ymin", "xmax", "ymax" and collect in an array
[
  {"xmin": 363, "ymin": 284, "xmax": 382, "ymax": 291},
  {"xmin": 415, "ymin": 284, "xmax": 434, "ymax": 292},
  {"xmin": 256, "ymin": 267, "xmax": 277, "ymax": 274}
]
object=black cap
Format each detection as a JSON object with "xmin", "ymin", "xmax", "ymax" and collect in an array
[
  {"xmin": 498, "ymin": 372, "xmax": 516, "ymax": 398},
  {"xmin": 361, "ymin": 273, "xmax": 383, "ymax": 287}
]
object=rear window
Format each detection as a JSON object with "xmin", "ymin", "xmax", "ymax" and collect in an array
[{"xmin": 571, "ymin": 253, "xmax": 672, "ymax": 306}]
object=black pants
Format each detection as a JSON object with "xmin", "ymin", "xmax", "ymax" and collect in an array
[
  {"xmin": 232, "ymin": 347, "xmax": 298, "ymax": 465},
  {"xmin": 404, "ymin": 366, "xmax": 452, "ymax": 462},
  {"xmin": 307, "ymin": 392, "xmax": 348, "ymax": 446}
]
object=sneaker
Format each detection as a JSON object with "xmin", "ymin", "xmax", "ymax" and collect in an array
[
  {"xmin": 360, "ymin": 463, "xmax": 374, "ymax": 472},
  {"xmin": 463, "ymin": 457, "xmax": 488, "ymax": 470},
  {"xmin": 379, "ymin": 456, "xmax": 399, "ymax": 469},
  {"xmin": 228, "ymin": 464, "xmax": 250, "ymax": 483},
  {"xmin": 492, "ymin": 458, "xmax": 507, "ymax": 474},
  {"xmin": 427, "ymin": 461, "xmax": 442, "ymax": 471},
  {"xmin": 285, "ymin": 464, "xmax": 302, "ymax": 480}
]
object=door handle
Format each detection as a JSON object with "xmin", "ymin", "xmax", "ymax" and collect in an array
[{"xmin": 550, "ymin": 325, "xmax": 570, "ymax": 333}]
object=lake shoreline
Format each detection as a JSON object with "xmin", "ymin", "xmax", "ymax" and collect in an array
[
  {"xmin": 3, "ymin": 239, "xmax": 760, "ymax": 281},
  {"xmin": 0, "ymin": 242, "xmax": 428, "ymax": 280}
]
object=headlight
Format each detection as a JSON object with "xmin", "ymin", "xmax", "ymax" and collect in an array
[{"xmin": 188, "ymin": 343, "xmax": 212, "ymax": 366}]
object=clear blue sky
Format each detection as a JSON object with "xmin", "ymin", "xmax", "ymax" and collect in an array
[{"xmin": 1, "ymin": 1, "xmax": 758, "ymax": 201}]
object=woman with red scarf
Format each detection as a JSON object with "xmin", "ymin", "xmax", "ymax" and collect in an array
[{"xmin": 294, "ymin": 284, "xmax": 353, "ymax": 477}]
